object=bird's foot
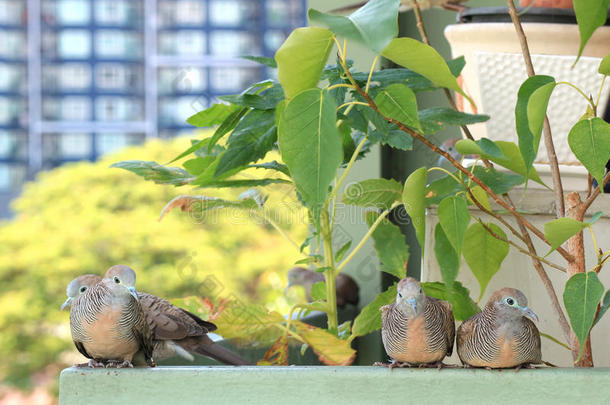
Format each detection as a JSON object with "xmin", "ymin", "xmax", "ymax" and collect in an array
[
  {"xmin": 373, "ymin": 361, "xmax": 412, "ymax": 370},
  {"xmin": 74, "ymin": 359, "xmax": 105, "ymax": 368},
  {"xmin": 514, "ymin": 363, "xmax": 536, "ymax": 372},
  {"xmin": 105, "ymin": 360, "xmax": 134, "ymax": 368}
]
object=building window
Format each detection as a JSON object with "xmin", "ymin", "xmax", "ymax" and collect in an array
[
  {"xmin": 210, "ymin": 67, "xmax": 261, "ymax": 93},
  {"xmin": 96, "ymin": 97, "xmax": 142, "ymax": 121},
  {"xmin": 210, "ymin": 31, "xmax": 258, "ymax": 57},
  {"xmin": 95, "ymin": 30, "xmax": 141, "ymax": 59},
  {"xmin": 174, "ymin": 0, "xmax": 206, "ymax": 25},
  {"xmin": 62, "ymin": 97, "xmax": 91, "ymax": 121},
  {"xmin": 95, "ymin": 0, "xmax": 131, "ymax": 25},
  {"xmin": 158, "ymin": 31, "xmax": 206, "ymax": 56},
  {"xmin": 0, "ymin": 31, "xmax": 25, "ymax": 59},
  {"xmin": 0, "ymin": 97, "xmax": 24, "ymax": 126},
  {"xmin": 0, "ymin": 131, "xmax": 27, "ymax": 160},
  {"xmin": 95, "ymin": 64, "xmax": 141, "ymax": 91},
  {"xmin": 56, "ymin": 0, "xmax": 90, "ymax": 25},
  {"xmin": 58, "ymin": 30, "xmax": 91, "ymax": 58},
  {"xmin": 159, "ymin": 96, "xmax": 207, "ymax": 127},
  {"xmin": 0, "ymin": 163, "xmax": 26, "ymax": 192},
  {"xmin": 0, "ymin": 0, "xmax": 24, "ymax": 25},
  {"xmin": 209, "ymin": 0, "xmax": 255, "ymax": 27},
  {"xmin": 158, "ymin": 67, "xmax": 207, "ymax": 94},
  {"xmin": 0, "ymin": 64, "xmax": 25, "ymax": 92},
  {"xmin": 50, "ymin": 63, "xmax": 92, "ymax": 90},
  {"xmin": 59, "ymin": 133, "xmax": 91, "ymax": 158},
  {"xmin": 266, "ymin": 0, "xmax": 303, "ymax": 27}
]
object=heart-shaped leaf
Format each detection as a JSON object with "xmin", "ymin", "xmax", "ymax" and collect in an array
[
  {"xmin": 438, "ymin": 196, "xmax": 470, "ymax": 256},
  {"xmin": 573, "ymin": 0, "xmax": 610, "ymax": 63},
  {"xmin": 563, "ymin": 271, "xmax": 605, "ymax": 361},
  {"xmin": 403, "ymin": 167, "xmax": 427, "ymax": 252},
  {"xmin": 374, "ymin": 83, "xmax": 421, "ymax": 130},
  {"xmin": 544, "ymin": 217, "xmax": 590, "ymax": 255},
  {"xmin": 275, "ymin": 27, "xmax": 334, "ymax": 99},
  {"xmin": 278, "ymin": 88, "xmax": 342, "ymax": 217},
  {"xmin": 365, "ymin": 211, "xmax": 409, "ymax": 279},
  {"xmin": 350, "ymin": 283, "xmax": 397, "ymax": 338},
  {"xmin": 568, "ymin": 118, "xmax": 610, "ymax": 190},
  {"xmin": 462, "ymin": 222, "xmax": 509, "ymax": 299},
  {"xmin": 342, "ymin": 178, "xmax": 402, "ymax": 210},
  {"xmin": 422, "ymin": 281, "xmax": 481, "ymax": 321},
  {"xmin": 599, "ymin": 52, "xmax": 610, "ymax": 75},
  {"xmin": 308, "ymin": 0, "xmax": 399, "ymax": 54},
  {"xmin": 434, "ymin": 223, "xmax": 459, "ymax": 290}
]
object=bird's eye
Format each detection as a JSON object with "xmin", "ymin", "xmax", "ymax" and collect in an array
[
  {"xmin": 79, "ymin": 286, "xmax": 87, "ymax": 293},
  {"xmin": 419, "ymin": 288, "xmax": 423, "ymax": 294},
  {"xmin": 506, "ymin": 297, "xmax": 515, "ymax": 306},
  {"xmin": 114, "ymin": 276, "xmax": 120, "ymax": 284},
  {"xmin": 448, "ymin": 147, "xmax": 454, "ymax": 151},
  {"xmin": 398, "ymin": 292, "xmax": 403, "ymax": 298}
]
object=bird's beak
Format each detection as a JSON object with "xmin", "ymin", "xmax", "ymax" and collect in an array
[
  {"xmin": 127, "ymin": 286, "xmax": 139, "ymax": 301},
  {"xmin": 521, "ymin": 306, "xmax": 539, "ymax": 322},
  {"xmin": 60, "ymin": 297, "xmax": 72, "ymax": 311},
  {"xmin": 407, "ymin": 298, "xmax": 417, "ymax": 312}
]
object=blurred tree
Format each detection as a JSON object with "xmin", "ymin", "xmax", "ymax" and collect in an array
[{"xmin": 0, "ymin": 136, "xmax": 306, "ymax": 389}]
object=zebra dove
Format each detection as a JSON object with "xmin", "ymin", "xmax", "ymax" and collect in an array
[
  {"xmin": 63, "ymin": 268, "xmax": 251, "ymax": 365},
  {"xmin": 69, "ymin": 266, "xmax": 154, "ymax": 368},
  {"xmin": 378, "ymin": 277, "xmax": 455, "ymax": 368},
  {"xmin": 457, "ymin": 287, "xmax": 542, "ymax": 369},
  {"xmin": 286, "ymin": 267, "xmax": 359, "ymax": 308}
]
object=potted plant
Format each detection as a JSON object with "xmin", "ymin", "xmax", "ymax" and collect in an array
[{"xmin": 61, "ymin": 0, "xmax": 610, "ymax": 402}]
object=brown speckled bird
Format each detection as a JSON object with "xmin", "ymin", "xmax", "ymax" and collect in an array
[
  {"xmin": 378, "ymin": 277, "xmax": 455, "ymax": 368},
  {"xmin": 69, "ymin": 266, "xmax": 154, "ymax": 368},
  {"xmin": 63, "ymin": 268, "xmax": 251, "ymax": 365},
  {"xmin": 286, "ymin": 267, "xmax": 359, "ymax": 308},
  {"xmin": 457, "ymin": 287, "xmax": 542, "ymax": 369}
]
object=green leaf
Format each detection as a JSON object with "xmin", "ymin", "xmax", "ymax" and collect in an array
[
  {"xmin": 368, "ymin": 127, "xmax": 413, "ymax": 151},
  {"xmin": 278, "ymin": 88, "xmax": 343, "ymax": 214},
  {"xmin": 195, "ymin": 178, "xmax": 290, "ymax": 188},
  {"xmin": 186, "ymin": 103, "xmax": 238, "ymax": 128},
  {"xmin": 456, "ymin": 140, "xmax": 545, "ymax": 186},
  {"xmin": 593, "ymin": 290, "xmax": 610, "ymax": 327},
  {"xmin": 311, "ymin": 282, "xmax": 327, "ymax": 301},
  {"xmin": 275, "ymin": 27, "xmax": 334, "ymax": 99},
  {"xmin": 158, "ymin": 189, "xmax": 266, "ymax": 221},
  {"xmin": 206, "ymin": 107, "xmax": 249, "ymax": 153},
  {"xmin": 515, "ymin": 75, "xmax": 556, "ymax": 184},
  {"xmin": 568, "ymin": 118, "xmax": 610, "ymax": 189},
  {"xmin": 563, "ymin": 271, "xmax": 605, "ymax": 361},
  {"xmin": 240, "ymin": 55, "xmax": 277, "ymax": 68},
  {"xmin": 418, "ymin": 107, "xmax": 489, "ymax": 135},
  {"xmin": 183, "ymin": 156, "xmax": 215, "ymax": 175},
  {"xmin": 599, "ymin": 52, "xmax": 610, "ymax": 75},
  {"xmin": 374, "ymin": 83, "xmax": 421, "ymax": 131},
  {"xmin": 335, "ymin": 240, "xmax": 352, "ymax": 262},
  {"xmin": 544, "ymin": 217, "xmax": 590, "ymax": 254},
  {"xmin": 573, "ymin": 0, "xmax": 610, "ymax": 63},
  {"xmin": 110, "ymin": 161, "xmax": 194, "ymax": 186},
  {"xmin": 365, "ymin": 211, "xmax": 409, "ymax": 279},
  {"xmin": 382, "ymin": 38, "xmax": 472, "ymax": 104},
  {"xmin": 434, "ymin": 223, "xmax": 459, "ymax": 290},
  {"xmin": 403, "ymin": 167, "xmax": 427, "ymax": 251},
  {"xmin": 215, "ymin": 109, "xmax": 277, "ymax": 176},
  {"xmin": 462, "ymin": 222, "xmax": 509, "ymax": 300},
  {"xmin": 466, "ymin": 186, "xmax": 491, "ymax": 211},
  {"xmin": 308, "ymin": 0, "xmax": 399, "ymax": 54},
  {"xmin": 438, "ymin": 196, "xmax": 470, "ymax": 256},
  {"xmin": 342, "ymin": 178, "xmax": 402, "ymax": 210},
  {"xmin": 350, "ymin": 283, "xmax": 397, "ymax": 338},
  {"xmin": 218, "ymin": 85, "xmax": 284, "ymax": 110},
  {"xmin": 422, "ymin": 281, "xmax": 481, "ymax": 321},
  {"xmin": 249, "ymin": 161, "xmax": 290, "ymax": 176}
]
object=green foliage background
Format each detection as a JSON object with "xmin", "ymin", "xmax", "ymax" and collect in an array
[{"xmin": 0, "ymin": 136, "xmax": 306, "ymax": 389}]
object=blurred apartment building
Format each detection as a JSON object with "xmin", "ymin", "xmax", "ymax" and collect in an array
[{"xmin": 0, "ymin": 0, "xmax": 305, "ymax": 216}]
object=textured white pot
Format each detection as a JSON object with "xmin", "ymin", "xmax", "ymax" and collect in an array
[{"xmin": 445, "ymin": 19, "xmax": 610, "ymax": 177}]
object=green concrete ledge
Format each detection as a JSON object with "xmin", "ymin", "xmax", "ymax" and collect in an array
[{"xmin": 59, "ymin": 366, "xmax": 610, "ymax": 405}]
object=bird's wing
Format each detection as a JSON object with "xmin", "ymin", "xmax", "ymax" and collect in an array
[
  {"xmin": 73, "ymin": 340, "xmax": 92, "ymax": 359},
  {"xmin": 132, "ymin": 301, "xmax": 155, "ymax": 366},
  {"xmin": 438, "ymin": 299, "xmax": 455, "ymax": 356},
  {"xmin": 139, "ymin": 292, "xmax": 215, "ymax": 340}
]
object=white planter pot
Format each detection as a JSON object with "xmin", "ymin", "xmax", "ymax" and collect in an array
[{"xmin": 445, "ymin": 9, "xmax": 610, "ymax": 173}]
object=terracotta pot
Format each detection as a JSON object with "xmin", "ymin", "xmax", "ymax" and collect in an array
[{"xmin": 520, "ymin": 0, "xmax": 573, "ymax": 8}]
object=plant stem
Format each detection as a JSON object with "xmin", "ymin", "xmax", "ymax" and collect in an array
[
  {"xmin": 337, "ymin": 101, "xmax": 370, "ymax": 110},
  {"xmin": 505, "ymin": 0, "xmax": 565, "ymax": 218},
  {"xmin": 327, "ymin": 83, "xmax": 356, "ymax": 91},
  {"xmin": 365, "ymin": 55, "xmax": 379, "ymax": 94},
  {"xmin": 556, "ymin": 81, "xmax": 596, "ymax": 107},
  {"xmin": 320, "ymin": 209, "xmax": 338, "ymax": 333},
  {"xmin": 595, "ymin": 75, "xmax": 607, "ymax": 108},
  {"xmin": 327, "ymin": 137, "xmax": 368, "ymax": 204},
  {"xmin": 336, "ymin": 202, "xmax": 400, "ymax": 273},
  {"xmin": 252, "ymin": 210, "xmax": 301, "ymax": 252}
]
